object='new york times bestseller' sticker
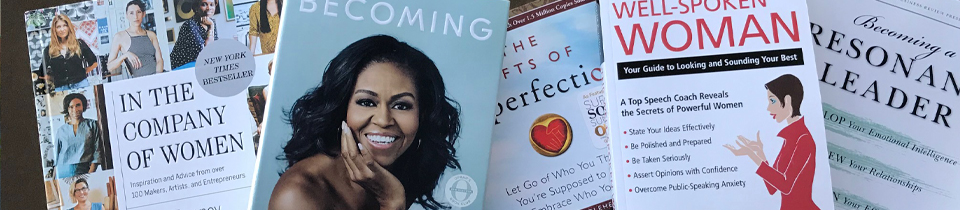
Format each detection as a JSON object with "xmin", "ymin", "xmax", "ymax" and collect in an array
[{"xmin": 195, "ymin": 40, "xmax": 255, "ymax": 97}]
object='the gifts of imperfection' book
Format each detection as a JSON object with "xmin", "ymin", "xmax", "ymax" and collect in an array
[{"xmin": 484, "ymin": 0, "xmax": 614, "ymax": 209}]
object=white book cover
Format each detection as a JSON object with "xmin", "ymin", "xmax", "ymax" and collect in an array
[
  {"xmin": 597, "ymin": 0, "xmax": 834, "ymax": 209},
  {"xmin": 21, "ymin": 0, "xmax": 278, "ymax": 209},
  {"xmin": 483, "ymin": 0, "xmax": 614, "ymax": 209},
  {"xmin": 807, "ymin": 0, "xmax": 960, "ymax": 209}
]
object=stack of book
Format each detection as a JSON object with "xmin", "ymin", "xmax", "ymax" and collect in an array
[{"xmin": 10, "ymin": 0, "xmax": 957, "ymax": 209}]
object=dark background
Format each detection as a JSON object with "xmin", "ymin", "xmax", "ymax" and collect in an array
[
  {"xmin": 1, "ymin": 0, "xmax": 541, "ymax": 209},
  {"xmin": 3, "ymin": 0, "xmax": 89, "ymax": 209}
]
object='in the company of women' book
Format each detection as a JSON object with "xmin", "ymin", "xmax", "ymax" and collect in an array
[
  {"xmin": 248, "ymin": 0, "xmax": 509, "ymax": 209},
  {"xmin": 22, "ymin": 0, "xmax": 280, "ymax": 209},
  {"xmin": 598, "ymin": 0, "xmax": 835, "ymax": 209}
]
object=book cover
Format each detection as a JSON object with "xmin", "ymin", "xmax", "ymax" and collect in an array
[
  {"xmin": 247, "ymin": 0, "xmax": 508, "ymax": 209},
  {"xmin": 597, "ymin": 0, "xmax": 835, "ymax": 209},
  {"xmin": 483, "ymin": 0, "xmax": 614, "ymax": 209},
  {"xmin": 21, "ymin": 0, "xmax": 279, "ymax": 209},
  {"xmin": 807, "ymin": 0, "xmax": 960, "ymax": 209}
]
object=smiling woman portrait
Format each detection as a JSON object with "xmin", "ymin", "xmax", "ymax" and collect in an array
[
  {"xmin": 269, "ymin": 35, "xmax": 461, "ymax": 210},
  {"xmin": 55, "ymin": 93, "xmax": 102, "ymax": 178},
  {"xmin": 44, "ymin": 14, "xmax": 99, "ymax": 92},
  {"xmin": 170, "ymin": 0, "xmax": 220, "ymax": 69},
  {"xmin": 69, "ymin": 178, "xmax": 103, "ymax": 210}
]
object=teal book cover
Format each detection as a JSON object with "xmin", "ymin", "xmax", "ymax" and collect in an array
[{"xmin": 248, "ymin": 0, "xmax": 509, "ymax": 209}]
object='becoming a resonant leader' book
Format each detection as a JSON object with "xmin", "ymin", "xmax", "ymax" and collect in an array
[
  {"xmin": 484, "ymin": 0, "xmax": 614, "ymax": 210},
  {"xmin": 248, "ymin": 0, "xmax": 508, "ymax": 209},
  {"xmin": 808, "ymin": 0, "xmax": 960, "ymax": 209},
  {"xmin": 598, "ymin": 0, "xmax": 835, "ymax": 209},
  {"xmin": 22, "ymin": 0, "xmax": 278, "ymax": 209}
]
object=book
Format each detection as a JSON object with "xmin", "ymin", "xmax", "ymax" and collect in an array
[
  {"xmin": 21, "ymin": 0, "xmax": 278, "ymax": 209},
  {"xmin": 807, "ymin": 0, "xmax": 960, "ymax": 209},
  {"xmin": 247, "ymin": 0, "xmax": 508, "ymax": 209},
  {"xmin": 483, "ymin": 0, "xmax": 614, "ymax": 209},
  {"xmin": 597, "ymin": 0, "xmax": 835, "ymax": 209}
]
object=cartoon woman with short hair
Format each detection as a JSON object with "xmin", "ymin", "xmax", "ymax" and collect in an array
[{"xmin": 724, "ymin": 74, "xmax": 820, "ymax": 210}]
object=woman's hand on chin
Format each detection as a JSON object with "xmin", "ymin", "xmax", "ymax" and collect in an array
[
  {"xmin": 339, "ymin": 121, "xmax": 406, "ymax": 210},
  {"xmin": 200, "ymin": 16, "xmax": 213, "ymax": 26}
]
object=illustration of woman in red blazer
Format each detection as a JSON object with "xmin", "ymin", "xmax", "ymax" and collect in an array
[{"xmin": 724, "ymin": 74, "xmax": 820, "ymax": 210}]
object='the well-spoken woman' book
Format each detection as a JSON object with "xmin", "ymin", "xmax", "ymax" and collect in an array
[
  {"xmin": 598, "ymin": 0, "xmax": 835, "ymax": 209},
  {"xmin": 247, "ymin": 0, "xmax": 509, "ymax": 209}
]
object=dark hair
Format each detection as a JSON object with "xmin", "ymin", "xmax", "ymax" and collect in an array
[
  {"xmin": 126, "ymin": 0, "xmax": 146, "ymax": 13},
  {"xmin": 282, "ymin": 35, "xmax": 460, "ymax": 210},
  {"xmin": 62, "ymin": 93, "xmax": 88, "ymax": 114},
  {"xmin": 257, "ymin": 0, "xmax": 282, "ymax": 33},
  {"xmin": 193, "ymin": 0, "xmax": 220, "ymax": 18},
  {"xmin": 765, "ymin": 74, "xmax": 803, "ymax": 117}
]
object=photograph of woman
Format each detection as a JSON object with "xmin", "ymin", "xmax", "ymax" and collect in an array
[
  {"xmin": 269, "ymin": 35, "xmax": 462, "ymax": 210},
  {"xmin": 170, "ymin": 0, "xmax": 219, "ymax": 69},
  {"xmin": 67, "ymin": 177, "xmax": 117, "ymax": 210},
  {"xmin": 247, "ymin": 0, "xmax": 282, "ymax": 54},
  {"xmin": 44, "ymin": 14, "xmax": 99, "ymax": 92},
  {"xmin": 55, "ymin": 93, "xmax": 102, "ymax": 178},
  {"xmin": 724, "ymin": 74, "xmax": 820, "ymax": 210},
  {"xmin": 106, "ymin": 0, "xmax": 164, "ymax": 78}
]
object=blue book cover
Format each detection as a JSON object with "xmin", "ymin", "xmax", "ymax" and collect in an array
[{"xmin": 249, "ymin": 0, "xmax": 508, "ymax": 209}]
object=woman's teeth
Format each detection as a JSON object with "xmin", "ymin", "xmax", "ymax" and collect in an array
[{"xmin": 367, "ymin": 135, "xmax": 397, "ymax": 145}]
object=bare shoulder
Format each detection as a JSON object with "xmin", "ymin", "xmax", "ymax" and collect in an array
[
  {"xmin": 146, "ymin": 30, "xmax": 158, "ymax": 39},
  {"xmin": 112, "ymin": 31, "xmax": 130, "ymax": 45},
  {"xmin": 269, "ymin": 172, "xmax": 324, "ymax": 210},
  {"xmin": 268, "ymin": 155, "xmax": 339, "ymax": 210},
  {"xmin": 113, "ymin": 31, "xmax": 128, "ymax": 39}
]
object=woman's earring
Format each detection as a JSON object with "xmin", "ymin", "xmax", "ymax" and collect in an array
[{"xmin": 417, "ymin": 139, "xmax": 421, "ymax": 150}]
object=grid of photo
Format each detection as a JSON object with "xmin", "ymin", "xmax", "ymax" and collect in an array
[{"xmin": 22, "ymin": 0, "xmax": 282, "ymax": 209}]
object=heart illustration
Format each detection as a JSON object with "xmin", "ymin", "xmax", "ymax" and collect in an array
[{"xmin": 531, "ymin": 119, "xmax": 569, "ymax": 153}]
